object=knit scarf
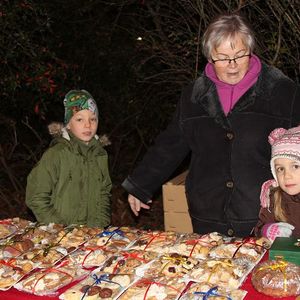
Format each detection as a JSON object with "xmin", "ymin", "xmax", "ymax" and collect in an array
[{"xmin": 205, "ymin": 54, "xmax": 262, "ymax": 115}]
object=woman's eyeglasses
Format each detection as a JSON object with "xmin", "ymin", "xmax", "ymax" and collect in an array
[{"xmin": 211, "ymin": 54, "xmax": 251, "ymax": 66}]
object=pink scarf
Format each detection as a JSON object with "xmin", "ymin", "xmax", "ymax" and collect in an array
[{"xmin": 205, "ymin": 54, "xmax": 262, "ymax": 115}]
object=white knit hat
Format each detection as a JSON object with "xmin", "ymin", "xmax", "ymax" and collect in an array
[{"xmin": 269, "ymin": 126, "xmax": 300, "ymax": 181}]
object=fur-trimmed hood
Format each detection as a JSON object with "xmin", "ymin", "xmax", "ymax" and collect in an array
[{"xmin": 47, "ymin": 122, "xmax": 111, "ymax": 146}]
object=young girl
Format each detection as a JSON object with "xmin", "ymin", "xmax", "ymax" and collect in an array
[
  {"xmin": 26, "ymin": 90, "xmax": 112, "ymax": 228},
  {"xmin": 255, "ymin": 126, "xmax": 300, "ymax": 241}
]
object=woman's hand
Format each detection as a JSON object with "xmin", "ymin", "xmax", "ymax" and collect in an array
[{"xmin": 128, "ymin": 194, "xmax": 152, "ymax": 216}]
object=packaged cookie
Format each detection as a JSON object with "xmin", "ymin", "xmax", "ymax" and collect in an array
[
  {"xmin": 86, "ymin": 226, "xmax": 143, "ymax": 251},
  {"xmin": 251, "ymin": 259, "xmax": 300, "ymax": 298},
  {"xmin": 68, "ymin": 246, "xmax": 114, "ymax": 269},
  {"xmin": 14, "ymin": 260, "xmax": 88, "ymax": 296},
  {"xmin": 139, "ymin": 252, "xmax": 199, "ymax": 279},
  {"xmin": 0, "ymin": 237, "xmax": 35, "ymax": 259},
  {"xmin": 21, "ymin": 245, "xmax": 68, "ymax": 268},
  {"xmin": 97, "ymin": 250, "xmax": 157, "ymax": 275},
  {"xmin": 0, "ymin": 258, "xmax": 37, "ymax": 290},
  {"xmin": 118, "ymin": 276, "xmax": 186, "ymax": 300},
  {"xmin": 53, "ymin": 225, "xmax": 101, "ymax": 251},
  {"xmin": 60, "ymin": 272, "xmax": 135, "ymax": 300},
  {"xmin": 180, "ymin": 281, "xmax": 247, "ymax": 300},
  {"xmin": 0, "ymin": 220, "xmax": 18, "ymax": 240},
  {"xmin": 171, "ymin": 232, "xmax": 224, "ymax": 259},
  {"xmin": 128, "ymin": 230, "xmax": 180, "ymax": 253},
  {"xmin": 209, "ymin": 237, "xmax": 268, "ymax": 264},
  {"xmin": 18, "ymin": 222, "xmax": 65, "ymax": 246},
  {"xmin": 187, "ymin": 258, "xmax": 249, "ymax": 290}
]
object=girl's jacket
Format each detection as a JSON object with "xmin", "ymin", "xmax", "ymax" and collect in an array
[
  {"xmin": 26, "ymin": 128, "xmax": 112, "ymax": 228},
  {"xmin": 255, "ymin": 188, "xmax": 300, "ymax": 237}
]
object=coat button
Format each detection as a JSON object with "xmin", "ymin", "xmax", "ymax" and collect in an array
[
  {"xmin": 227, "ymin": 228, "xmax": 234, "ymax": 236},
  {"xmin": 226, "ymin": 132, "xmax": 234, "ymax": 140},
  {"xmin": 226, "ymin": 181, "xmax": 234, "ymax": 188}
]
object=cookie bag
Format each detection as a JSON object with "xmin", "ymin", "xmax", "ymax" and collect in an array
[
  {"xmin": 59, "ymin": 272, "xmax": 136, "ymax": 300},
  {"xmin": 14, "ymin": 260, "xmax": 89, "ymax": 296}
]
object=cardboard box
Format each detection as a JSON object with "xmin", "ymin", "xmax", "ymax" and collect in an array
[
  {"xmin": 162, "ymin": 171, "xmax": 189, "ymax": 212},
  {"xmin": 164, "ymin": 212, "xmax": 193, "ymax": 233},
  {"xmin": 269, "ymin": 237, "xmax": 300, "ymax": 265},
  {"xmin": 163, "ymin": 171, "xmax": 193, "ymax": 233}
]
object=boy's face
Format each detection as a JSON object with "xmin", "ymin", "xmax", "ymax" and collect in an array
[
  {"xmin": 67, "ymin": 109, "xmax": 98, "ymax": 144},
  {"xmin": 274, "ymin": 157, "xmax": 300, "ymax": 195}
]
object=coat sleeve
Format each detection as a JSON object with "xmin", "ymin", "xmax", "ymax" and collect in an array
[
  {"xmin": 254, "ymin": 192, "xmax": 277, "ymax": 236},
  {"xmin": 122, "ymin": 92, "xmax": 191, "ymax": 204},
  {"xmin": 25, "ymin": 148, "xmax": 64, "ymax": 224}
]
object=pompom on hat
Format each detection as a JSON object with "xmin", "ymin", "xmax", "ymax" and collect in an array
[
  {"xmin": 260, "ymin": 126, "xmax": 300, "ymax": 209},
  {"xmin": 63, "ymin": 90, "xmax": 98, "ymax": 124}
]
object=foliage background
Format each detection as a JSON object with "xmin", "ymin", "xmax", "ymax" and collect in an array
[{"xmin": 0, "ymin": 0, "xmax": 299, "ymax": 229}]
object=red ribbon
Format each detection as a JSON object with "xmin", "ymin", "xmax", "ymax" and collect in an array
[
  {"xmin": 136, "ymin": 278, "xmax": 181, "ymax": 300},
  {"xmin": 32, "ymin": 260, "xmax": 73, "ymax": 293}
]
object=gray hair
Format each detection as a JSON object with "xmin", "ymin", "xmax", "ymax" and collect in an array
[{"xmin": 202, "ymin": 13, "xmax": 255, "ymax": 59}]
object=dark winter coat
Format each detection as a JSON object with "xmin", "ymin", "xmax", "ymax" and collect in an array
[
  {"xmin": 26, "ymin": 129, "xmax": 112, "ymax": 228},
  {"xmin": 255, "ymin": 190, "xmax": 300, "ymax": 237},
  {"xmin": 122, "ymin": 63, "xmax": 300, "ymax": 237}
]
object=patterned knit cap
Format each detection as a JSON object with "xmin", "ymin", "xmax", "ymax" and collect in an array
[
  {"xmin": 269, "ymin": 126, "xmax": 300, "ymax": 181},
  {"xmin": 63, "ymin": 90, "xmax": 98, "ymax": 124}
]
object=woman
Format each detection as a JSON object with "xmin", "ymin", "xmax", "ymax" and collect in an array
[{"xmin": 122, "ymin": 13, "xmax": 300, "ymax": 237}]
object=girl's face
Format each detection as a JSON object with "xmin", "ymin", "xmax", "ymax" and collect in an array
[
  {"xmin": 67, "ymin": 109, "xmax": 98, "ymax": 144},
  {"xmin": 210, "ymin": 33, "xmax": 250, "ymax": 85},
  {"xmin": 275, "ymin": 157, "xmax": 300, "ymax": 195}
]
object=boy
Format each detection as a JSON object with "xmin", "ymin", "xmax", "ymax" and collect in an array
[{"xmin": 26, "ymin": 90, "xmax": 111, "ymax": 227}]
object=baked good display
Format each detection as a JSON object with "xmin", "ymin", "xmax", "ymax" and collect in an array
[
  {"xmin": 97, "ymin": 250, "xmax": 157, "ymax": 275},
  {"xmin": 68, "ymin": 246, "xmax": 113, "ymax": 268},
  {"xmin": 86, "ymin": 226, "xmax": 143, "ymax": 251},
  {"xmin": 0, "ymin": 238, "xmax": 35, "ymax": 258},
  {"xmin": 59, "ymin": 272, "xmax": 134, "ymax": 300},
  {"xmin": 54, "ymin": 226, "xmax": 102, "ymax": 250},
  {"xmin": 0, "ymin": 258, "xmax": 36, "ymax": 290},
  {"xmin": 0, "ymin": 219, "xmax": 276, "ymax": 298},
  {"xmin": 209, "ymin": 237, "xmax": 268, "ymax": 264},
  {"xmin": 0, "ymin": 218, "xmax": 34, "ymax": 240},
  {"xmin": 118, "ymin": 276, "xmax": 186, "ymax": 300},
  {"xmin": 251, "ymin": 259, "xmax": 300, "ymax": 297},
  {"xmin": 18, "ymin": 222, "xmax": 65, "ymax": 246},
  {"xmin": 128, "ymin": 230, "xmax": 180, "ymax": 253},
  {"xmin": 139, "ymin": 252, "xmax": 199, "ymax": 279},
  {"xmin": 188, "ymin": 258, "xmax": 249, "ymax": 290},
  {"xmin": 0, "ymin": 222, "xmax": 18, "ymax": 240},
  {"xmin": 180, "ymin": 281, "xmax": 247, "ymax": 300},
  {"xmin": 21, "ymin": 245, "xmax": 68, "ymax": 268},
  {"xmin": 171, "ymin": 232, "xmax": 224, "ymax": 259},
  {"xmin": 14, "ymin": 260, "xmax": 89, "ymax": 296}
]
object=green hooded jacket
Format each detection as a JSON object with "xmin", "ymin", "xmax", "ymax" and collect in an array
[{"xmin": 26, "ymin": 128, "xmax": 112, "ymax": 228}]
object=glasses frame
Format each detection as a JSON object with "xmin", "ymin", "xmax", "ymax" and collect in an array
[{"xmin": 211, "ymin": 54, "xmax": 251, "ymax": 65}]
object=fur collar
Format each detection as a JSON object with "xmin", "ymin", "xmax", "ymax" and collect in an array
[
  {"xmin": 47, "ymin": 122, "xmax": 111, "ymax": 146},
  {"xmin": 190, "ymin": 63, "xmax": 291, "ymax": 129}
]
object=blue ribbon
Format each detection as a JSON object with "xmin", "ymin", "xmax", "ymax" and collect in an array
[
  {"xmin": 194, "ymin": 286, "xmax": 232, "ymax": 300},
  {"xmin": 97, "ymin": 228, "xmax": 124, "ymax": 237},
  {"xmin": 80, "ymin": 273, "xmax": 122, "ymax": 300}
]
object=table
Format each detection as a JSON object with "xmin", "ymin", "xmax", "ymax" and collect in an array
[
  {"xmin": 0, "ymin": 272, "xmax": 297, "ymax": 300},
  {"xmin": 0, "ymin": 253, "xmax": 298, "ymax": 300}
]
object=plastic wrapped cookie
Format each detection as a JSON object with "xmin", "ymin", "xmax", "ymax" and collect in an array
[
  {"xmin": 171, "ymin": 232, "xmax": 224, "ymax": 259},
  {"xmin": 187, "ymin": 258, "xmax": 249, "ymax": 291},
  {"xmin": 60, "ymin": 272, "xmax": 135, "ymax": 300},
  {"xmin": 180, "ymin": 281, "xmax": 247, "ymax": 300},
  {"xmin": 0, "ymin": 258, "xmax": 37, "ymax": 291},
  {"xmin": 14, "ymin": 260, "xmax": 88, "ymax": 296},
  {"xmin": 118, "ymin": 276, "xmax": 186, "ymax": 300}
]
